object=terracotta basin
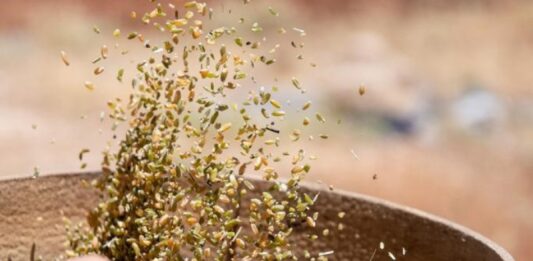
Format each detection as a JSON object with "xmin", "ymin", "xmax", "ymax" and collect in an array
[{"xmin": 0, "ymin": 172, "xmax": 513, "ymax": 260}]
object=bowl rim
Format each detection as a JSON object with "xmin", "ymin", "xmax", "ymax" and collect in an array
[{"xmin": 0, "ymin": 171, "xmax": 514, "ymax": 261}]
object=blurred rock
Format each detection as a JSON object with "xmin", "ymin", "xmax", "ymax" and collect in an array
[{"xmin": 449, "ymin": 84, "xmax": 506, "ymax": 134}]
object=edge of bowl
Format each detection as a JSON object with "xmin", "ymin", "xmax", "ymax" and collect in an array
[{"xmin": 0, "ymin": 171, "xmax": 514, "ymax": 261}]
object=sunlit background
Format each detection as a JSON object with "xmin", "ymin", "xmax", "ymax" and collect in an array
[{"xmin": 1, "ymin": 0, "xmax": 532, "ymax": 259}]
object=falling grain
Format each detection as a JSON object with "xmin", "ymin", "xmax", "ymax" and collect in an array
[{"xmin": 60, "ymin": 51, "xmax": 70, "ymax": 66}]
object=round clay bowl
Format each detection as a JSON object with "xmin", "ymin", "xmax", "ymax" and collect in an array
[{"xmin": 0, "ymin": 172, "xmax": 513, "ymax": 260}]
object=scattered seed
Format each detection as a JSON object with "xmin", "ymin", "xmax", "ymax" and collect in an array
[
  {"xmin": 93, "ymin": 26, "xmax": 101, "ymax": 34},
  {"xmin": 316, "ymin": 113, "xmax": 326, "ymax": 123},
  {"xmin": 268, "ymin": 7, "xmax": 279, "ymax": 16},
  {"xmin": 319, "ymin": 250, "xmax": 334, "ymax": 256},
  {"xmin": 292, "ymin": 27, "xmax": 306, "ymax": 36},
  {"xmin": 306, "ymin": 216, "xmax": 316, "ymax": 228},
  {"xmin": 218, "ymin": 122, "xmax": 232, "ymax": 132},
  {"xmin": 251, "ymin": 22, "xmax": 263, "ymax": 32},
  {"xmin": 113, "ymin": 28, "xmax": 121, "ymax": 37},
  {"xmin": 350, "ymin": 149, "xmax": 360, "ymax": 160},
  {"xmin": 302, "ymin": 101, "xmax": 311, "ymax": 110},
  {"xmin": 235, "ymin": 238, "xmax": 245, "ymax": 249},
  {"xmin": 100, "ymin": 45, "xmax": 108, "ymax": 59},
  {"xmin": 291, "ymin": 77, "xmax": 301, "ymax": 89},
  {"xmin": 79, "ymin": 148, "xmax": 90, "ymax": 161},
  {"xmin": 337, "ymin": 223, "xmax": 344, "ymax": 230},
  {"xmin": 60, "ymin": 51, "xmax": 70, "ymax": 66},
  {"xmin": 32, "ymin": 167, "xmax": 39, "ymax": 179},
  {"xmin": 84, "ymin": 81, "xmax": 95, "ymax": 91},
  {"xmin": 272, "ymin": 110, "xmax": 286, "ymax": 117},
  {"xmin": 358, "ymin": 84, "xmax": 366, "ymax": 96},
  {"xmin": 94, "ymin": 67, "xmax": 104, "ymax": 75},
  {"xmin": 116, "ymin": 69, "xmax": 124, "ymax": 82},
  {"xmin": 127, "ymin": 32, "xmax": 138, "ymax": 40},
  {"xmin": 234, "ymin": 37, "xmax": 243, "ymax": 47}
]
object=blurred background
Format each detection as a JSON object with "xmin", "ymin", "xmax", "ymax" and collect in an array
[{"xmin": 1, "ymin": 0, "xmax": 532, "ymax": 259}]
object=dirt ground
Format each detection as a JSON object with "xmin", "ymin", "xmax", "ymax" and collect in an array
[{"xmin": 0, "ymin": 0, "xmax": 532, "ymax": 259}]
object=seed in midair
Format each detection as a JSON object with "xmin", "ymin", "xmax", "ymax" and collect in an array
[
  {"xmin": 272, "ymin": 110, "xmax": 286, "ymax": 117},
  {"xmin": 337, "ymin": 223, "xmax": 344, "ymax": 230},
  {"xmin": 79, "ymin": 148, "xmax": 90, "ymax": 161},
  {"xmin": 234, "ymin": 37, "xmax": 243, "ymax": 47},
  {"xmin": 291, "ymin": 77, "xmax": 301, "ymax": 89},
  {"xmin": 92, "ymin": 25, "xmax": 100, "ymax": 34},
  {"xmin": 350, "ymin": 149, "xmax": 360, "ymax": 160},
  {"xmin": 117, "ymin": 69, "xmax": 124, "ymax": 82},
  {"xmin": 186, "ymin": 217, "xmax": 198, "ymax": 225},
  {"xmin": 358, "ymin": 84, "xmax": 366, "ymax": 96},
  {"xmin": 32, "ymin": 167, "xmax": 39, "ymax": 179},
  {"xmin": 218, "ymin": 122, "xmax": 232, "ymax": 133},
  {"xmin": 293, "ymin": 27, "xmax": 306, "ymax": 36},
  {"xmin": 306, "ymin": 216, "xmax": 316, "ymax": 227},
  {"xmin": 268, "ymin": 7, "xmax": 279, "ymax": 16},
  {"xmin": 101, "ymin": 45, "xmax": 109, "ymax": 59},
  {"xmin": 94, "ymin": 67, "xmax": 104, "ymax": 75},
  {"xmin": 251, "ymin": 22, "xmax": 263, "ymax": 33},
  {"xmin": 302, "ymin": 101, "xmax": 311, "ymax": 111},
  {"xmin": 84, "ymin": 81, "xmax": 95, "ymax": 91},
  {"xmin": 113, "ymin": 29, "xmax": 121, "ymax": 37},
  {"xmin": 319, "ymin": 250, "xmax": 334, "ymax": 257},
  {"xmin": 270, "ymin": 99, "xmax": 281, "ymax": 109},
  {"xmin": 316, "ymin": 113, "xmax": 326, "ymax": 123},
  {"xmin": 235, "ymin": 238, "xmax": 245, "ymax": 249},
  {"xmin": 60, "ymin": 51, "xmax": 70, "ymax": 66},
  {"xmin": 250, "ymin": 223, "xmax": 259, "ymax": 235}
]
